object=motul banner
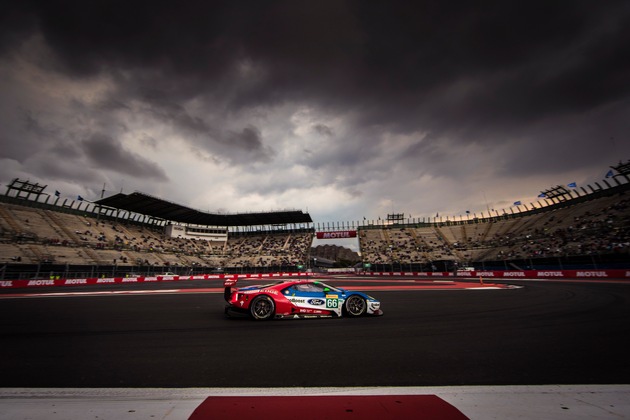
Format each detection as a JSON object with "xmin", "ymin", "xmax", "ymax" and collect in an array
[
  {"xmin": 2, "ymin": 270, "xmax": 629, "ymax": 289},
  {"xmin": 359, "ymin": 270, "xmax": 630, "ymax": 279},
  {"xmin": 316, "ymin": 230, "xmax": 357, "ymax": 239}
]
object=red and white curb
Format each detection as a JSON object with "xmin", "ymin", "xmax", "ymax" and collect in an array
[
  {"xmin": 0, "ymin": 281, "xmax": 517, "ymax": 299},
  {"xmin": 1, "ymin": 386, "xmax": 629, "ymax": 419}
]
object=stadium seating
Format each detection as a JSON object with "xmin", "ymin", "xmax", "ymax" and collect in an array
[
  {"xmin": 0, "ymin": 200, "xmax": 313, "ymax": 272},
  {"xmin": 1, "ymin": 179, "xmax": 628, "ymax": 274},
  {"xmin": 357, "ymin": 189, "xmax": 629, "ymax": 268}
]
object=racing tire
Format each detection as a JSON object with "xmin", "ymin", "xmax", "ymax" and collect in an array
[
  {"xmin": 250, "ymin": 295, "xmax": 275, "ymax": 320},
  {"xmin": 344, "ymin": 295, "xmax": 366, "ymax": 317}
]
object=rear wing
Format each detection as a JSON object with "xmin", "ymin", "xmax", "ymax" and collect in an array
[{"xmin": 223, "ymin": 277, "xmax": 238, "ymax": 302}]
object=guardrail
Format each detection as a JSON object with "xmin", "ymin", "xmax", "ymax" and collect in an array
[
  {"xmin": 344, "ymin": 269, "xmax": 630, "ymax": 279},
  {"xmin": 1, "ymin": 269, "xmax": 629, "ymax": 289}
]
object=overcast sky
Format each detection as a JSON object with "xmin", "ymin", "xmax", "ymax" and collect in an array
[{"xmin": 2, "ymin": 1, "xmax": 629, "ymax": 234}]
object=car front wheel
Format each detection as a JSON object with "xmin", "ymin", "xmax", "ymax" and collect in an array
[
  {"xmin": 250, "ymin": 295, "xmax": 275, "ymax": 320},
  {"xmin": 344, "ymin": 295, "xmax": 366, "ymax": 317}
]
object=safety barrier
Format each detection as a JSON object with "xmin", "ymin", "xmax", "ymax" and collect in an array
[
  {"xmin": 1, "ymin": 269, "xmax": 628, "ymax": 289},
  {"xmin": 352, "ymin": 269, "xmax": 630, "ymax": 279},
  {"xmin": 0, "ymin": 272, "xmax": 306, "ymax": 289}
]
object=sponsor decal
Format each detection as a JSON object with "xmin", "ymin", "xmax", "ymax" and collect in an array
[
  {"xmin": 476, "ymin": 272, "xmax": 495, "ymax": 276},
  {"xmin": 537, "ymin": 271, "xmax": 564, "ymax": 277},
  {"xmin": 288, "ymin": 298, "xmax": 306, "ymax": 304},
  {"xmin": 316, "ymin": 230, "xmax": 357, "ymax": 239},
  {"xmin": 261, "ymin": 289, "xmax": 279, "ymax": 295},
  {"xmin": 122, "ymin": 278, "xmax": 138, "ymax": 282},
  {"xmin": 576, "ymin": 271, "xmax": 608, "ymax": 277},
  {"xmin": 502, "ymin": 271, "xmax": 525, "ymax": 277},
  {"xmin": 64, "ymin": 279, "xmax": 87, "ymax": 285},
  {"xmin": 0, "ymin": 281, "xmax": 13, "ymax": 287},
  {"xmin": 457, "ymin": 271, "xmax": 472, "ymax": 276},
  {"xmin": 27, "ymin": 280, "xmax": 55, "ymax": 286},
  {"xmin": 298, "ymin": 309, "xmax": 325, "ymax": 314},
  {"xmin": 97, "ymin": 278, "xmax": 115, "ymax": 283},
  {"xmin": 326, "ymin": 298, "xmax": 339, "ymax": 309},
  {"xmin": 307, "ymin": 299, "xmax": 325, "ymax": 305}
]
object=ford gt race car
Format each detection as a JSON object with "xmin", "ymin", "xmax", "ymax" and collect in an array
[{"xmin": 224, "ymin": 278, "xmax": 383, "ymax": 320}]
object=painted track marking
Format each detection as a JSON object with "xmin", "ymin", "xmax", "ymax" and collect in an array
[{"xmin": 0, "ymin": 281, "xmax": 515, "ymax": 299}]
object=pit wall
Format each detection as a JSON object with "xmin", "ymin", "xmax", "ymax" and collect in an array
[
  {"xmin": 347, "ymin": 269, "xmax": 630, "ymax": 280},
  {"xmin": 1, "ymin": 269, "xmax": 629, "ymax": 289}
]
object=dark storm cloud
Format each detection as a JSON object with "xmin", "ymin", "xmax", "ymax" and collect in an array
[
  {"xmin": 1, "ymin": 0, "xmax": 629, "ymax": 212},
  {"xmin": 82, "ymin": 133, "xmax": 168, "ymax": 180},
  {"xmin": 126, "ymin": 86, "xmax": 274, "ymax": 163},
  {"xmin": 4, "ymin": 1, "xmax": 628, "ymax": 128},
  {"xmin": 137, "ymin": 88, "xmax": 213, "ymax": 134},
  {"xmin": 313, "ymin": 124, "xmax": 334, "ymax": 137}
]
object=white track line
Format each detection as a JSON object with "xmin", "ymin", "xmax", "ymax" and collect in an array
[{"xmin": 1, "ymin": 386, "xmax": 629, "ymax": 420}]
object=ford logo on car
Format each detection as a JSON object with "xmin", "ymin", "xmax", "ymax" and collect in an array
[{"xmin": 308, "ymin": 299, "xmax": 325, "ymax": 305}]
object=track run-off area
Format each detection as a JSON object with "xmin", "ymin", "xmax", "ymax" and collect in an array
[{"xmin": 1, "ymin": 274, "xmax": 629, "ymax": 419}]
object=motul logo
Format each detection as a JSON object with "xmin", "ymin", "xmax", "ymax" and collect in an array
[
  {"xmin": 64, "ymin": 279, "xmax": 87, "ymax": 285},
  {"xmin": 576, "ymin": 271, "xmax": 607, "ymax": 277},
  {"xmin": 28, "ymin": 280, "xmax": 55, "ymax": 286},
  {"xmin": 316, "ymin": 230, "xmax": 357, "ymax": 239}
]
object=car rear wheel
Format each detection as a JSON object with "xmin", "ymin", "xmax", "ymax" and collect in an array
[
  {"xmin": 344, "ymin": 295, "xmax": 366, "ymax": 317},
  {"xmin": 250, "ymin": 295, "xmax": 275, "ymax": 320}
]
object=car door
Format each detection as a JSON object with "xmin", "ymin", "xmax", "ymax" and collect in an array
[{"xmin": 282, "ymin": 283, "xmax": 341, "ymax": 315}]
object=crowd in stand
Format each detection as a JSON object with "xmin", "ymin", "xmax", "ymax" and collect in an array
[
  {"xmin": 0, "ymin": 202, "xmax": 312, "ymax": 268},
  {"xmin": 485, "ymin": 198, "xmax": 629, "ymax": 261},
  {"xmin": 359, "ymin": 193, "xmax": 629, "ymax": 266},
  {"xmin": 1, "ymin": 187, "xmax": 629, "ymax": 269}
]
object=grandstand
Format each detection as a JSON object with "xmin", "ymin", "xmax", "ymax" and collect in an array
[
  {"xmin": 357, "ymin": 170, "xmax": 630, "ymax": 271},
  {"xmin": 0, "ymin": 183, "xmax": 315, "ymax": 279},
  {"xmin": 1, "ymin": 162, "xmax": 629, "ymax": 279}
]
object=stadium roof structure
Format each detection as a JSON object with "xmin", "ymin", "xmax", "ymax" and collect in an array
[
  {"xmin": 540, "ymin": 185, "xmax": 572, "ymax": 200},
  {"xmin": 611, "ymin": 160, "xmax": 630, "ymax": 176},
  {"xmin": 94, "ymin": 192, "xmax": 313, "ymax": 227}
]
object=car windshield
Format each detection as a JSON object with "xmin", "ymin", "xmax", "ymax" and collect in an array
[{"xmin": 314, "ymin": 281, "xmax": 342, "ymax": 292}]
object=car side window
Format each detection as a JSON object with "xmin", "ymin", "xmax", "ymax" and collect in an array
[
  {"xmin": 309, "ymin": 283, "xmax": 325, "ymax": 292},
  {"xmin": 283, "ymin": 285, "xmax": 298, "ymax": 294}
]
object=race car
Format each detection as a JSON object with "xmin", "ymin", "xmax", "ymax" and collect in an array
[{"xmin": 223, "ymin": 278, "xmax": 383, "ymax": 320}]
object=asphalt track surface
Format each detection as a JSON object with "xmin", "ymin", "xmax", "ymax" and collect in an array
[{"xmin": 1, "ymin": 276, "xmax": 629, "ymax": 388}]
